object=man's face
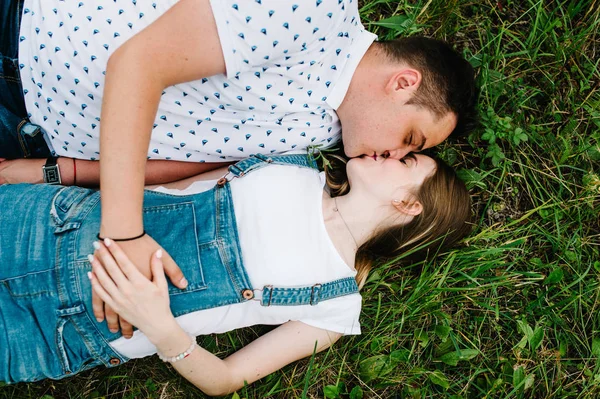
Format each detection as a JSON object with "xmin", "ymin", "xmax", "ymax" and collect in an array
[{"xmin": 341, "ymin": 102, "xmax": 457, "ymax": 160}]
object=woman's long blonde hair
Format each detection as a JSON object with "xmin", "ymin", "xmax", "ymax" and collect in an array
[{"xmin": 320, "ymin": 148, "xmax": 472, "ymax": 288}]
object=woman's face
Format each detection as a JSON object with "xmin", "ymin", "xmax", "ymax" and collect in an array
[{"xmin": 346, "ymin": 153, "xmax": 437, "ymax": 203}]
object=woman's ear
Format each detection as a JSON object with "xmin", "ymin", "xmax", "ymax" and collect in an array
[{"xmin": 392, "ymin": 198, "xmax": 423, "ymax": 216}]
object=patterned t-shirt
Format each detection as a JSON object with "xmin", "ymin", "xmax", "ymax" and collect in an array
[{"xmin": 18, "ymin": 0, "xmax": 376, "ymax": 162}]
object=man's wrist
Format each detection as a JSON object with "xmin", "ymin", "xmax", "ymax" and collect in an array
[
  {"xmin": 99, "ymin": 220, "xmax": 145, "ymax": 238},
  {"xmin": 42, "ymin": 157, "xmax": 62, "ymax": 184},
  {"xmin": 56, "ymin": 157, "xmax": 75, "ymax": 185}
]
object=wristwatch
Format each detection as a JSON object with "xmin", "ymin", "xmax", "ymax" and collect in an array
[{"xmin": 42, "ymin": 157, "xmax": 62, "ymax": 185}]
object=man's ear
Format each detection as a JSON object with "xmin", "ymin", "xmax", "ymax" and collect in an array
[
  {"xmin": 392, "ymin": 198, "xmax": 423, "ymax": 216},
  {"xmin": 386, "ymin": 68, "xmax": 421, "ymax": 94}
]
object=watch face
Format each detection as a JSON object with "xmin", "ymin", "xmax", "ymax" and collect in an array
[
  {"xmin": 21, "ymin": 123, "xmax": 42, "ymax": 137},
  {"xmin": 43, "ymin": 165, "xmax": 61, "ymax": 184}
]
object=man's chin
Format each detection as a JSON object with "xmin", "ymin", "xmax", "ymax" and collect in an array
[{"xmin": 343, "ymin": 145, "xmax": 361, "ymax": 158}]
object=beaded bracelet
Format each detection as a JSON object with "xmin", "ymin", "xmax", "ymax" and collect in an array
[{"xmin": 157, "ymin": 335, "xmax": 197, "ymax": 363}]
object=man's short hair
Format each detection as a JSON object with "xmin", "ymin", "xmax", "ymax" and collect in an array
[{"xmin": 378, "ymin": 36, "xmax": 479, "ymax": 138}]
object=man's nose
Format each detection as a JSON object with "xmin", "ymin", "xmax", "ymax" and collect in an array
[{"xmin": 384, "ymin": 149, "xmax": 409, "ymax": 160}]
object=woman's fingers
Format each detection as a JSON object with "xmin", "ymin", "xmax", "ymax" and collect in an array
[
  {"xmin": 102, "ymin": 238, "xmax": 147, "ymax": 283},
  {"xmin": 89, "ymin": 253, "xmax": 128, "ymax": 333},
  {"xmin": 88, "ymin": 271, "xmax": 121, "ymax": 333},
  {"xmin": 88, "ymin": 253, "xmax": 123, "ymax": 302},
  {"xmin": 88, "ymin": 271, "xmax": 115, "ymax": 310},
  {"xmin": 93, "ymin": 240, "xmax": 129, "ymax": 287}
]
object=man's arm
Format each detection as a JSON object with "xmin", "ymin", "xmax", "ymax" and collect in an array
[
  {"xmin": 92, "ymin": 0, "xmax": 227, "ymax": 337},
  {"xmin": 70, "ymin": 158, "xmax": 230, "ymax": 187},
  {"xmin": 99, "ymin": 0, "xmax": 226, "ymax": 239},
  {"xmin": 77, "ymin": 159, "xmax": 231, "ymax": 187},
  {"xmin": 0, "ymin": 158, "xmax": 231, "ymax": 186}
]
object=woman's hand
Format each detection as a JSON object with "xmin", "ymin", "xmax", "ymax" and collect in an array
[
  {"xmin": 91, "ymin": 233, "xmax": 187, "ymax": 338},
  {"xmin": 88, "ymin": 239, "xmax": 180, "ymax": 343},
  {"xmin": 0, "ymin": 158, "xmax": 45, "ymax": 184}
]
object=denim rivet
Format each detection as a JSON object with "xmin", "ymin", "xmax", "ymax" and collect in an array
[{"xmin": 241, "ymin": 289, "xmax": 254, "ymax": 300}]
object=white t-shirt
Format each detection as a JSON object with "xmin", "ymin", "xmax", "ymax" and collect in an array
[
  {"xmin": 18, "ymin": 0, "xmax": 376, "ymax": 162},
  {"xmin": 110, "ymin": 164, "xmax": 362, "ymax": 359}
]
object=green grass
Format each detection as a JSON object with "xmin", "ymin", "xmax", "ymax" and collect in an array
[{"xmin": 2, "ymin": 0, "xmax": 599, "ymax": 398}]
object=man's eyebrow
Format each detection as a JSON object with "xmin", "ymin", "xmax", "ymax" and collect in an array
[{"xmin": 415, "ymin": 131, "xmax": 426, "ymax": 151}]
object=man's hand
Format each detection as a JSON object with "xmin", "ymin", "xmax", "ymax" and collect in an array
[
  {"xmin": 92, "ymin": 233, "xmax": 187, "ymax": 338},
  {"xmin": 0, "ymin": 158, "xmax": 45, "ymax": 184}
]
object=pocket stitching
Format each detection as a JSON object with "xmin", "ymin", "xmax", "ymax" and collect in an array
[{"xmin": 55, "ymin": 309, "xmax": 108, "ymax": 377}]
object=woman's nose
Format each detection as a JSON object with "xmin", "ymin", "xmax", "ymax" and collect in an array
[{"xmin": 384, "ymin": 149, "xmax": 409, "ymax": 160}]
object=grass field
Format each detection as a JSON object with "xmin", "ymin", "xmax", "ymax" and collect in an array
[{"xmin": 2, "ymin": 0, "xmax": 599, "ymax": 398}]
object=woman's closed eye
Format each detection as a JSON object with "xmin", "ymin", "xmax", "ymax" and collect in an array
[{"xmin": 399, "ymin": 153, "xmax": 416, "ymax": 165}]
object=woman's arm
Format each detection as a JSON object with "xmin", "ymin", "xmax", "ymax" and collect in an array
[
  {"xmin": 162, "ymin": 320, "xmax": 341, "ymax": 396},
  {"xmin": 90, "ymin": 240, "xmax": 342, "ymax": 396}
]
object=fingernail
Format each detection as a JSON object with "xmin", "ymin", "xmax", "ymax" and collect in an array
[
  {"xmin": 109, "ymin": 329, "xmax": 118, "ymax": 333},
  {"xmin": 87, "ymin": 271, "xmax": 93, "ymax": 280},
  {"xmin": 92, "ymin": 241, "xmax": 101, "ymax": 250},
  {"xmin": 104, "ymin": 238, "xmax": 112, "ymax": 247},
  {"xmin": 180, "ymin": 277, "xmax": 188, "ymax": 288},
  {"xmin": 96, "ymin": 317, "xmax": 103, "ymax": 323},
  {"xmin": 156, "ymin": 249, "xmax": 163, "ymax": 259},
  {"xmin": 87, "ymin": 254, "xmax": 94, "ymax": 264}
]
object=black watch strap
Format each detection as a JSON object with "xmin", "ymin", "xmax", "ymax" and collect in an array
[{"xmin": 42, "ymin": 156, "xmax": 62, "ymax": 185}]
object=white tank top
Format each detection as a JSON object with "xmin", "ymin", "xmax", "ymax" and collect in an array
[{"xmin": 110, "ymin": 164, "xmax": 361, "ymax": 358}]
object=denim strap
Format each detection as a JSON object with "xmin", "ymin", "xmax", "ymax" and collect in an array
[
  {"xmin": 224, "ymin": 152, "xmax": 359, "ymax": 305},
  {"xmin": 256, "ymin": 277, "xmax": 358, "ymax": 306},
  {"xmin": 227, "ymin": 152, "xmax": 319, "ymax": 178}
]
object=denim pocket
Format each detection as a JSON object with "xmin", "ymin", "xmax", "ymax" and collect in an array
[
  {"xmin": 55, "ymin": 304, "xmax": 103, "ymax": 377},
  {"xmin": 2, "ymin": 269, "xmax": 55, "ymax": 298},
  {"xmin": 63, "ymin": 199, "xmax": 209, "ymax": 295},
  {"xmin": 50, "ymin": 186, "xmax": 99, "ymax": 233},
  {"xmin": 0, "ymin": 270, "xmax": 73, "ymax": 382},
  {"xmin": 143, "ymin": 203, "xmax": 208, "ymax": 295}
]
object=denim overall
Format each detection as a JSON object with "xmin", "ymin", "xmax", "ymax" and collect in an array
[{"xmin": 0, "ymin": 153, "xmax": 359, "ymax": 383}]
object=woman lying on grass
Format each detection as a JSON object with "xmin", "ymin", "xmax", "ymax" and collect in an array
[{"xmin": 0, "ymin": 150, "xmax": 470, "ymax": 395}]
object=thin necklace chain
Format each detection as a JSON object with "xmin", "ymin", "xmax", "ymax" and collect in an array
[{"xmin": 333, "ymin": 197, "xmax": 359, "ymax": 249}]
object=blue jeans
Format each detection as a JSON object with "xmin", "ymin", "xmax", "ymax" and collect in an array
[
  {"xmin": 0, "ymin": 154, "xmax": 359, "ymax": 383},
  {"xmin": 0, "ymin": 0, "xmax": 50, "ymax": 158}
]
